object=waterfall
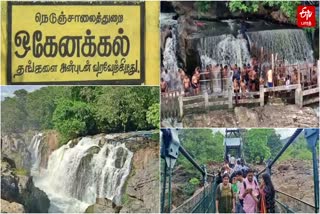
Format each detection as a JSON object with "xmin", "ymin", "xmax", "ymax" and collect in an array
[
  {"xmin": 31, "ymin": 136, "xmax": 133, "ymax": 213},
  {"xmin": 162, "ymin": 27, "xmax": 181, "ymax": 90},
  {"xmin": 199, "ymin": 34, "xmax": 251, "ymax": 67},
  {"xmin": 247, "ymin": 29, "xmax": 314, "ymax": 64},
  {"xmin": 28, "ymin": 133, "xmax": 43, "ymax": 174}
]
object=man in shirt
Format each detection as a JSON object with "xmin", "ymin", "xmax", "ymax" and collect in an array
[{"xmin": 239, "ymin": 169, "xmax": 259, "ymax": 213}]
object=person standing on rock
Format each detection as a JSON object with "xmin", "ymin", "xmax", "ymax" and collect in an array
[
  {"xmin": 259, "ymin": 173, "xmax": 275, "ymax": 213},
  {"xmin": 216, "ymin": 173, "xmax": 235, "ymax": 213},
  {"xmin": 239, "ymin": 169, "xmax": 259, "ymax": 213}
]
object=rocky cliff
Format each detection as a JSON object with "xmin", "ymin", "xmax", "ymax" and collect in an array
[
  {"xmin": 1, "ymin": 131, "xmax": 59, "ymax": 172},
  {"xmin": 1, "ymin": 134, "xmax": 32, "ymax": 170},
  {"xmin": 1, "ymin": 157, "xmax": 50, "ymax": 213}
]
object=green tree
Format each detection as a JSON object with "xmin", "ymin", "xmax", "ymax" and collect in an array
[
  {"xmin": 26, "ymin": 87, "xmax": 71, "ymax": 130},
  {"xmin": 267, "ymin": 131, "xmax": 283, "ymax": 160},
  {"xmin": 94, "ymin": 87, "xmax": 158, "ymax": 133},
  {"xmin": 243, "ymin": 129, "xmax": 273, "ymax": 164},
  {"xmin": 228, "ymin": 1, "xmax": 301, "ymax": 22},
  {"xmin": 146, "ymin": 103, "xmax": 160, "ymax": 129},
  {"xmin": 52, "ymin": 99, "xmax": 95, "ymax": 144},
  {"xmin": 279, "ymin": 135, "xmax": 319, "ymax": 161},
  {"xmin": 1, "ymin": 97, "xmax": 26, "ymax": 133},
  {"xmin": 177, "ymin": 129, "xmax": 224, "ymax": 174}
]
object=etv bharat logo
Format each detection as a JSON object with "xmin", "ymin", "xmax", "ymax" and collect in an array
[{"xmin": 297, "ymin": 6, "xmax": 316, "ymax": 28}]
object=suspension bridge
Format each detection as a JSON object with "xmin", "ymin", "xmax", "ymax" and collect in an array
[{"xmin": 160, "ymin": 128, "xmax": 319, "ymax": 213}]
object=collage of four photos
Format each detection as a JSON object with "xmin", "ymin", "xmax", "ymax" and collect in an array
[{"xmin": 1, "ymin": 1, "xmax": 319, "ymax": 213}]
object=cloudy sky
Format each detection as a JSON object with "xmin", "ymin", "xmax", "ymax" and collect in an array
[{"xmin": 1, "ymin": 86, "xmax": 44, "ymax": 101}]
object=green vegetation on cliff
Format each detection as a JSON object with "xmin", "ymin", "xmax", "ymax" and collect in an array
[{"xmin": 1, "ymin": 86, "xmax": 159, "ymax": 144}]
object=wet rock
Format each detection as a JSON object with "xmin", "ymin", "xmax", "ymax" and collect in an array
[
  {"xmin": 38, "ymin": 131, "xmax": 59, "ymax": 169},
  {"xmin": 85, "ymin": 198, "xmax": 122, "ymax": 213},
  {"xmin": 1, "ymin": 199, "xmax": 25, "ymax": 213},
  {"xmin": 1, "ymin": 157, "xmax": 50, "ymax": 213},
  {"xmin": 115, "ymin": 147, "xmax": 128, "ymax": 168},
  {"xmin": 20, "ymin": 177, "xmax": 50, "ymax": 213},
  {"xmin": 86, "ymin": 146, "xmax": 100, "ymax": 155},
  {"xmin": 1, "ymin": 161, "xmax": 20, "ymax": 202}
]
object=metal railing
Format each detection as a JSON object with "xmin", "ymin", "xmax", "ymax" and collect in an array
[
  {"xmin": 257, "ymin": 128, "xmax": 319, "ymax": 213},
  {"xmin": 275, "ymin": 190, "xmax": 315, "ymax": 213},
  {"xmin": 162, "ymin": 128, "xmax": 319, "ymax": 213},
  {"xmin": 161, "ymin": 129, "xmax": 215, "ymax": 213}
]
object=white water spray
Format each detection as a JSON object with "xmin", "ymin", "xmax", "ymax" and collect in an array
[{"xmin": 29, "ymin": 136, "xmax": 133, "ymax": 213}]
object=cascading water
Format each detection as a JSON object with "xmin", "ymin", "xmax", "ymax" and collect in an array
[
  {"xmin": 247, "ymin": 29, "xmax": 314, "ymax": 64},
  {"xmin": 199, "ymin": 34, "xmax": 251, "ymax": 67},
  {"xmin": 162, "ymin": 27, "xmax": 181, "ymax": 90},
  {"xmin": 199, "ymin": 34, "xmax": 251, "ymax": 94},
  {"xmin": 28, "ymin": 133, "xmax": 43, "ymax": 174},
  {"xmin": 161, "ymin": 13, "xmax": 182, "ymax": 90},
  {"xmin": 30, "ymin": 136, "xmax": 133, "ymax": 213}
]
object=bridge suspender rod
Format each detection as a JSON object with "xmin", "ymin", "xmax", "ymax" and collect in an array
[
  {"xmin": 305, "ymin": 129, "xmax": 320, "ymax": 213},
  {"xmin": 311, "ymin": 144, "xmax": 319, "ymax": 213},
  {"xmin": 268, "ymin": 128, "xmax": 303, "ymax": 168},
  {"xmin": 168, "ymin": 159, "xmax": 172, "ymax": 214},
  {"xmin": 258, "ymin": 128, "xmax": 303, "ymax": 176},
  {"xmin": 160, "ymin": 162, "xmax": 167, "ymax": 213},
  {"xmin": 179, "ymin": 145, "xmax": 214, "ymax": 177}
]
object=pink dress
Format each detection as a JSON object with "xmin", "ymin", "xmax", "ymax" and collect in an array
[{"xmin": 239, "ymin": 178, "xmax": 259, "ymax": 213}]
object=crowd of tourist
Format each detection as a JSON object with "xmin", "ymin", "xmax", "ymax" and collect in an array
[
  {"xmin": 215, "ymin": 156, "xmax": 276, "ymax": 213},
  {"xmin": 161, "ymin": 61, "xmax": 318, "ymax": 97}
]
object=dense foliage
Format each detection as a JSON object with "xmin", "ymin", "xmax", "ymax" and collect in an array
[
  {"xmin": 176, "ymin": 129, "xmax": 224, "ymax": 175},
  {"xmin": 1, "ymin": 86, "xmax": 159, "ymax": 144},
  {"xmin": 196, "ymin": 1, "xmax": 301, "ymax": 22},
  {"xmin": 243, "ymin": 129, "xmax": 274, "ymax": 164},
  {"xmin": 279, "ymin": 135, "xmax": 319, "ymax": 161},
  {"xmin": 228, "ymin": 1, "xmax": 301, "ymax": 22}
]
